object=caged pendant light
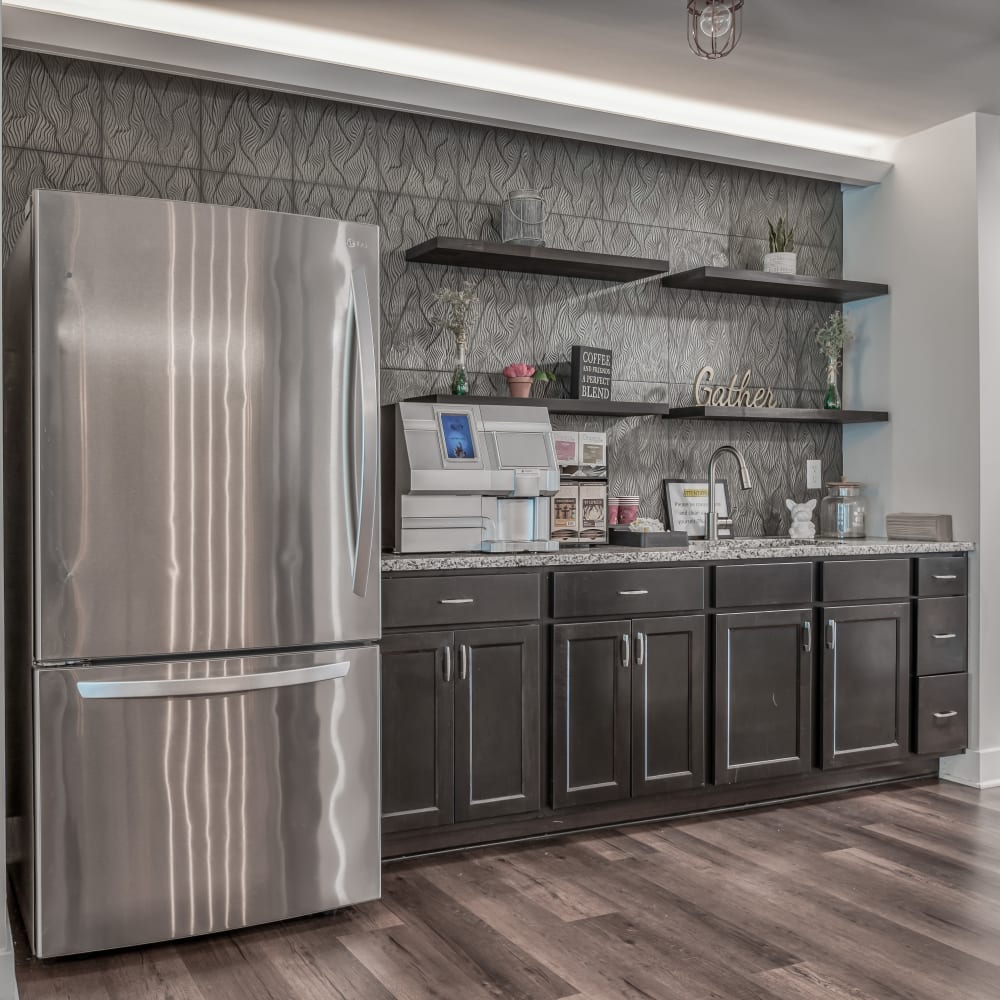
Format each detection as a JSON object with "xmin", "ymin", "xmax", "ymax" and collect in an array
[{"xmin": 687, "ymin": 1, "xmax": 744, "ymax": 60}]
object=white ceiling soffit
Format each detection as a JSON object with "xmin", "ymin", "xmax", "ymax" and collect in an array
[{"xmin": 3, "ymin": 0, "xmax": 893, "ymax": 185}]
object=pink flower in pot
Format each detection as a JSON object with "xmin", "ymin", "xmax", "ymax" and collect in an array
[{"xmin": 503, "ymin": 363, "xmax": 536, "ymax": 398}]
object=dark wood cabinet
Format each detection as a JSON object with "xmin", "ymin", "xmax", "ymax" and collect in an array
[
  {"xmin": 821, "ymin": 603, "xmax": 911, "ymax": 769},
  {"xmin": 631, "ymin": 615, "xmax": 707, "ymax": 796},
  {"xmin": 552, "ymin": 620, "xmax": 632, "ymax": 809},
  {"xmin": 714, "ymin": 610, "xmax": 813, "ymax": 784},
  {"xmin": 454, "ymin": 625, "xmax": 540, "ymax": 822},
  {"xmin": 381, "ymin": 624, "xmax": 541, "ymax": 832},
  {"xmin": 553, "ymin": 616, "xmax": 707, "ymax": 808},
  {"xmin": 381, "ymin": 630, "xmax": 455, "ymax": 834}
]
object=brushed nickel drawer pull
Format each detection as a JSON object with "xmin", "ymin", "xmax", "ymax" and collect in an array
[
  {"xmin": 802, "ymin": 620, "xmax": 812, "ymax": 653},
  {"xmin": 932, "ymin": 574, "xmax": 958, "ymax": 581},
  {"xmin": 933, "ymin": 710, "xmax": 959, "ymax": 719},
  {"xmin": 635, "ymin": 632, "xmax": 646, "ymax": 667},
  {"xmin": 618, "ymin": 589, "xmax": 649, "ymax": 596},
  {"xmin": 932, "ymin": 633, "xmax": 958, "ymax": 640},
  {"xmin": 439, "ymin": 597, "xmax": 475, "ymax": 605},
  {"xmin": 621, "ymin": 633, "xmax": 631, "ymax": 669},
  {"xmin": 459, "ymin": 644, "xmax": 469, "ymax": 681}
]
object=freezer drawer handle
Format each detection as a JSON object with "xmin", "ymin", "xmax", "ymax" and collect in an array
[
  {"xmin": 439, "ymin": 598, "xmax": 475, "ymax": 605},
  {"xmin": 932, "ymin": 574, "xmax": 958, "ymax": 581},
  {"xmin": 932, "ymin": 633, "xmax": 958, "ymax": 641},
  {"xmin": 75, "ymin": 661, "xmax": 351, "ymax": 700},
  {"xmin": 618, "ymin": 590, "xmax": 649, "ymax": 596},
  {"xmin": 933, "ymin": 710, "xmax": 959, "ymax": 720}
]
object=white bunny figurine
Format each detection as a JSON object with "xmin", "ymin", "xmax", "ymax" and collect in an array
[{"xmin": 785, "ymin": 498, "xmax": 817, "ymax": 540}]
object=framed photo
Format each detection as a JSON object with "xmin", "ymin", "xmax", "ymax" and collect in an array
[{"xmin": 663, "ymin": 479, "xmax": 732, "ymax": 539}]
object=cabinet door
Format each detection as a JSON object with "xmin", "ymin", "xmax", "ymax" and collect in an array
[
  {"xmin": 715, "ymin": 610, "xmax": 813, "ymax": 784},
  {"xmin": 454, "ymin": 625, "xmax": 541, "ymax": 822},
  {"xmin": 821, "ymin": 603, "xmax": 911, "ymax": 769},
  {"xmin": 380, "ymin": 631, "xmax": 455, "ymax": 833},
  {"xmin": 552, "ymin": 620, "xmax": 631, "ymax": 808},
  {"xmin": 632, "ymin": 615, "xmax": 707, "ymax": 796}
]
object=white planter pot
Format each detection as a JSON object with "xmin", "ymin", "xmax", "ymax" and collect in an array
[{"xmin": 763, "ymin": 252, "xmax": 797, "ymax": 274}]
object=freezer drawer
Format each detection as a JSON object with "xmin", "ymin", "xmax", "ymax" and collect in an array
[{"xmin": 30, "ymin": 647, "xmax": 380, "ymax": 958}]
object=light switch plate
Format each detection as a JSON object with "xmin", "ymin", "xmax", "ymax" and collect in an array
[{"xmin": 806, "ymin": 460, "xmax": 822, "ymax": 490}]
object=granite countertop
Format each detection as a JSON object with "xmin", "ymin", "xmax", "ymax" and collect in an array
[{"xmin": 381, "ymin": 538, "xmax": 974, "ymax": 573}]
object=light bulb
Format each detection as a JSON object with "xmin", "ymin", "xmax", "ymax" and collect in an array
[{"xmin": 698, "ymin": 3, "xmax": 733, "ymax": 38}]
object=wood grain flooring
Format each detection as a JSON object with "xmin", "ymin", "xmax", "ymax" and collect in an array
[{"xmin": 13, "ymin": 779, "xmax": 1000, "ymax": 1000}]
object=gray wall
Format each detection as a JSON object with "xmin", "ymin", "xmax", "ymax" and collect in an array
[{"xmin": 1, "ymin": 48, "xmax": 844, "ymax": 534}]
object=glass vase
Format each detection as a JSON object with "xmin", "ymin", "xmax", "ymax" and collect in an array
[
  {"xmin": 451, "ymin": 341, "xmax": 469, "ymax": 396},
  {"xmin": 823, "ymin": 361, "xmax": 842, "ymax": 410}
]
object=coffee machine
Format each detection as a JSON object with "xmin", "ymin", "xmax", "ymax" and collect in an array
[{"xmin": 383, "ymin": 402, "xmax": 561, "ymax": 553}]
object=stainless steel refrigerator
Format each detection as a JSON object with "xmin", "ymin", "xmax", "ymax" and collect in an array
[{"xmin": 3, "ymin": 191, "xmax": 381, "ymax": 958}]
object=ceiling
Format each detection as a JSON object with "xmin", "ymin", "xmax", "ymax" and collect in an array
[
  {"xmin": 197, "ymin": 0, "xmax": 1000, "ymax": 143},
  {"xmin": 6, "ymin": 0, "xmax": 1000, "ymax": 181}
]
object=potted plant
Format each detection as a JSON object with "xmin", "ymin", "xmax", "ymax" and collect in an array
[
  {"xmin": 764, "ymin": 216, "xmax": 796, "ymax": 274},
  {"xmin": 436, "ymin": 282, "xmax": 478, "ymax": 396},
  {"xmin": 815, "ymin": 310, "xmax": 855, "ymax": 409},
  {"xmin": 502, "ymin": 365, "xmax": 557, "ymax": 398}
]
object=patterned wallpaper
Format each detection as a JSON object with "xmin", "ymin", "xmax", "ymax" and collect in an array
[{"xmin": 1, "ymin": 48, "xmax": 843, "ymax": 535}]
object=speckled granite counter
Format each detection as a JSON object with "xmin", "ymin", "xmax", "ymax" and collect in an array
[{"xmin": 382, "ymin": 538, "xmax": 974, "ymax": 573}]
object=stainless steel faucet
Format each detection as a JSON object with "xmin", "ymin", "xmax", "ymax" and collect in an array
[{"xmin": 706, "ymin": 445, "xmax": 753, "ymax": 541}]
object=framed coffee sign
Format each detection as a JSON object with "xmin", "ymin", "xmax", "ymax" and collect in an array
[{"xmin": 571, "ymin": 346, "xmax": 613, "ymax": 400}]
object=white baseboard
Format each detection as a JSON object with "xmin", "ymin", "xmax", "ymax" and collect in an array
[{"xmin": 939, "ymin": 747, "xmax": 1000, "ymax": 788}]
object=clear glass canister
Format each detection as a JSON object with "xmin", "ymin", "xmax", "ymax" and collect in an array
[{"xmin": 820, "ymin": 481, "xmax": 867, "ymax": 539}]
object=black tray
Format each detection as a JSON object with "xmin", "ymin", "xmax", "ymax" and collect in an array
[{"xmin": 610, "ymin": 529, "xmax": 689, "ymax": 548}]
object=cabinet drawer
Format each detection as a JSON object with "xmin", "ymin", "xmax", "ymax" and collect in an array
[
  {"xmin": 914, "ymin": 673, "xmax": 968, "ymax": 755},
  {"xmin": 714, "ymin": 562, "xmax": 813, "ymax": 609},
  {"xmin": 917, "ymin": 557, "xmax": 967, "ymax": 597},
  {"xmin": 552, "ymin": 566, "xmax": 705, "ymax": 619},
  {"xmin": 822, "ymin": 559, "xmax": 910, "ymax": 602},
  {"xmin": 916, "ymin": 597, "xmax": 968, "ymax": 676},
  {"xmin": 383, "ymin": 573, "xmax": 540, "ymax": 629}
]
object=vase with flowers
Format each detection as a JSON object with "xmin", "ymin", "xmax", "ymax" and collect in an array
[
  {"xmin": 815, "ymin": 310, "xmax": 855, "ymax": 410},
  {"xmin": 436, "ymin": 281, "xmax": 478, "ymax": 396}
]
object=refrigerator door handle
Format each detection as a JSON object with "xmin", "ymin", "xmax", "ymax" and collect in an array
[
  {"xmin": 350, "ymin": 266, "xmax": 378, "ymax": 599},
  {"xmin": 75, "ymin": 660, "xmax": 351, "ymax": 700}
]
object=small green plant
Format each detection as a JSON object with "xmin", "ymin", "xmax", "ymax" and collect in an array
[
  {"xmin": 533, "ymin": 369, "xmax": 558, "ymax": 384},
  {"xmin": 767, "ymin": 216, "xmax": 795, "ymax": 254},
  {"xmin": 815, "ymin": 311, "xmax": 854, "ymax": 368}
]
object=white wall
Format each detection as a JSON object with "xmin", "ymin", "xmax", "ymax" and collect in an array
[{"xmin": 843, "ymin": 112, "xmax": 1000, "ymax": 787}]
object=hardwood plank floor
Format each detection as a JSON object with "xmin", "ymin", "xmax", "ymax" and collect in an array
[{"xmin": 13, "ymin": 779, "xmax": 1000, "ymax": 1000}]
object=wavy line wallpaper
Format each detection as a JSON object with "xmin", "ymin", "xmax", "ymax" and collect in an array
[{"xmin": 1, "ymin": 48, "xmax": 844, "ymax": 535}]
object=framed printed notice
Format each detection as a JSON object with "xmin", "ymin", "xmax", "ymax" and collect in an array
[{"xmin": 663, "ymin": 479, "xmax": 731, "ymax": 539}]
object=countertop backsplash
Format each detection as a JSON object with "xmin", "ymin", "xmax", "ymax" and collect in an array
[{"xmin": 2, "ymin": 47, "xmax": 844, "ymax": 535}]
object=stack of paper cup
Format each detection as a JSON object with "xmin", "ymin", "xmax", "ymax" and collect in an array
[{"xmin": 608, "ymin": 496, "xmax": 641, "ymax": 526}]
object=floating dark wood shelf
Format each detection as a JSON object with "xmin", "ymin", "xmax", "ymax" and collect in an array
[
  {"xmin": 404, "ymin": 237, "xmax": 670, "ymax": 283},
  {"xmin": 667, "ymin": 406, "xmax": 890, "ymax": 424},
  {"xmin": 402, "ymin": 394, "xmax": 672, "ymax": 418},
  {"xmin": 661, "ymin": 267, "xmax": 889, "ymax": 303}
]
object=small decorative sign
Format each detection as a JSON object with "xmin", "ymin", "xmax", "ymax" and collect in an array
[
  {"xmin": 693, "ymin": 366, "xmax": 777, "ymax": 408},
  {"xmin": 663, "ymin": 479, "xmax": 733, "ymax": 539},
  {"xmin": 571, "ymin": 346, "xmax": 613, "ymax": 400}
]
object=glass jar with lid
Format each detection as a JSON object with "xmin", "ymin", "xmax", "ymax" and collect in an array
[{"xmin": 820, "ymin": 480, "xmax": 867, "ymax": 539}]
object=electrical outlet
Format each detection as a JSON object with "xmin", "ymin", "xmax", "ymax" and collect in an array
[{"xmin": 806, "ymin": 460, "xmax": 822, "ymax": 490}]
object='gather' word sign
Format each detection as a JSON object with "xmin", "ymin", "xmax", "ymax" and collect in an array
[{"xmin": 693, "ymin": 366, "xmax": 777, "ymax": 408}]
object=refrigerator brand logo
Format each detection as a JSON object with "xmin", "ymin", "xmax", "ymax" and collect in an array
[{"xmin": 347, "ymin": 238, "xmax": 368, "ymax": 249}]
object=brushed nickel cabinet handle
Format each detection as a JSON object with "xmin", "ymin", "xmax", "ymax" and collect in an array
[
  {"xmin": 932, "ymin": 574, "xmax": 958, "ymax": 581},
  {"xmin": 442, "ymin": 645, "xmax": 453, "ymax": 684},
  {"xmin": 635, "ymin": 632, "xmax": 646, "ymax": 667},
  {"xmin": 932, "ymin": 633, "xmax": 958, "ymax": 640},
  {"xmin": 621, "ymin": 633, "xmax": 631, "ymax": 669},
  {"xmin": 459, "ymin": 644, "xmax": 469, "ymax": 682},
  {"xmin": 933, "ymin": 710, "xmax": 959, "ymax": 719},
  {"xmin": 440, "ymin": 598, "xmax": 475, "ymax": 605},
  {"xmin": 802, "ymin": 620, "xmax": 812, "ymax": 653},
  {"xmin": 826, "ymin": 619, "xmax": 837, "ymax": 650},
  {"xmin": 618, "ymin": 590, "xmax": 649, "ymax": 596}
]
